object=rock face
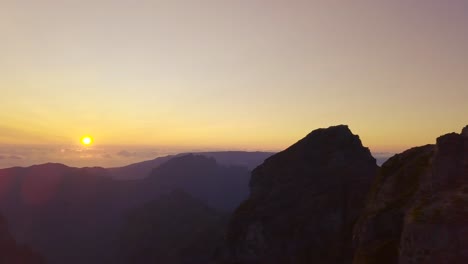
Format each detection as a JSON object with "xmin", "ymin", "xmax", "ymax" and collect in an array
[
  {"xmin": 353, "ymin": 126, "xmax": 468, "ymax": 264},
  {"xmin": 220, "ymin": 125, "xmax": 378, "ymax": 264},
  {"xmin": 0, "ymin": 214, "xmax": 45, "ymax": 264}
]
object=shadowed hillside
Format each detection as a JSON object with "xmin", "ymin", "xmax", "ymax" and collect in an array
[
  {"xmin": 118, "ymin": 190, "xmax": 228, "ymax": 264},
  {"xmin": 0, "ymin": 155, "xmax": 252, "ymax": 264},
  {"xmin": 144, "ymin": 154, "xmax": 250, "ymax": 211},
  {"xmin": 0, "ymin": 213, "xmax": 45, "ymax": 264},
  {"xmin": 353, "ymin": 125, "xmax": 468, "ymax": 264}
]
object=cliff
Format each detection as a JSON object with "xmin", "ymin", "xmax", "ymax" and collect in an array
[
  {"xmin": 353, "ymin": 125, "xmax": 468, "ymax": 263},
  {"xmin": 220, "ymin": 125, "xmax": 378, "ymax": 263}
]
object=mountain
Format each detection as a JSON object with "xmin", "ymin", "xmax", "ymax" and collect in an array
[
  {"xmin": 108, "ymin": 155, "xmax": 177, "ymax": 180},
  {"xmin": 199, "ymin": 152, "xmax": 276, "ymax": 170},
  {"xmin": 0, "ymin": 163, "xmax": 127, "ymax": 264},
  {"xmin": 353, "ymin": 125, "xmax": 468, "ymax": 264},
  {"xmin": 0, "ymin": 155, "xmax": 252, "ymax": 263},
  {"xmin": 218, "ymin": 125, "xmax": 378, "ymax": 263},
  {"xmin": 144, "ymin": 154, "xmax": 250, "ymax": 211},
  {"xmin": 118, "ymin": 190, "xmax": 228, "ymax": 264},
  {"xmin": 0, "ymin": 213, "xmax": 45, "ymax": 264},
  {"xmin": 108, "ymin": 151, "xmax": 274, "ymax": 180}
]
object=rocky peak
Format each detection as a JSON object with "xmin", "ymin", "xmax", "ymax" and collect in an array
[
  {"xmin": 461, "ymin": 125, "xmax": 468, "ymax": 137},
  {"xmin": 283, "ymin": 124, "xmax": 368, "ymax": 155},
  {"xmin": 250, "ymin": 124, "xmax": 375, "ymax": 200},
  {"xmin": 353, "ymin": 125, "xmax": 468, "ymax": 264},
  {"xmin": 220, "ymin": 125, "xmax": 377, "ymax": 264},
  {"xmin": 432, "ymin": 126, "xmax": 468, "ymax": 192}
]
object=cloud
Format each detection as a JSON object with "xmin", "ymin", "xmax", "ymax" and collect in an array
[
  {"xmin": 0, "ymin": 155, "xmax": 23, "ymax": 160},
  {"xmin": 101, "ymin": 154, "xmax": 113, "ymax": 159},
  {"xmin": 116, "ymin": 150, "xmax": 160, "ymax": 159},
  {"xmin": 117, "ymin": 150, "xmax": 135, "ymax": 158},
  {"xmin": 138, "ymin": 151, "xmax": 159, "ymax": 159}
]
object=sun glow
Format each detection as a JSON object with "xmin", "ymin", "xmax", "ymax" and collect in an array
[{"xmin": 81, "ymin": 136, "xmax": 93, "ymax": 146}]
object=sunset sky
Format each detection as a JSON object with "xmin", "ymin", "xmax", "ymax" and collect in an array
[{"xmin": 1, "ymin": 0, "xmax": 467, "ymax": 168}]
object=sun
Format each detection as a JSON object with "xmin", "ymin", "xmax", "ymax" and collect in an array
[{"xmin": 81, "ymin": 136, "xmax": 93, "ymax": 146}]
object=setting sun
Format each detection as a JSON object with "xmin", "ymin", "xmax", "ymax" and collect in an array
[{"xmin": 81, "ymin": 136, "xmax": 93, "ymax": 146}]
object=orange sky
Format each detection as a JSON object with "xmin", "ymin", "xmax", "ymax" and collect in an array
[{"xmin": 1, "ymin": 0, "xmax": 467, "ymax": 162}]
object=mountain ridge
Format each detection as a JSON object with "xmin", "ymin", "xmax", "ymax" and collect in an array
[{"xmin": 219, "ymin": 125, "xmax": 378, "ymax": 263}]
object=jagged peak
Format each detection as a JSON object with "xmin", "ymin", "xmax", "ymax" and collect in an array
[
  {"xmin": 256, "ymin": 125, "xmax": 375, "ymax": 170},
  {"xmin": 436, "ymin": 125, "xmax": 468, "ymax": 148},
  {"xmin": 282, "ymin": 124, "xmax": 368, "ymax": 155},
  {"xmin": 304, "ymin": 124, "xmax": 352, "ymax": 137},
  {"xmin": 462, "ymin": 125, "xmax": 468, "ymax": 137}
]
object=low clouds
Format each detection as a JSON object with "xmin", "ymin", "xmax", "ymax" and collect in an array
[
  {"xmin": 0, "ymin": 154, "xmax": 24, "ymax": 160},
  {"xmin": 117, "ymin": 150, "xmax": 136, "ymax": 158},
  {"xmin": 101, "ymin": 154, "xmax": 113, "ymax": 159},
  {"xmin": 117, "ymin": 150, "xmax": 159, "ymax": 159},
  {"xmin": 0, "ymin": 145, "xmax": 171, "ymax": 169}
]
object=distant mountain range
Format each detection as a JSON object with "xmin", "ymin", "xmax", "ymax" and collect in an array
[
  {"xmin": 108, "ymin": 151, "xmax": 274, "ymax": 180},
  {"xmin": 0, "ymin": 151, "xmax": 267, "ymax": 264}
]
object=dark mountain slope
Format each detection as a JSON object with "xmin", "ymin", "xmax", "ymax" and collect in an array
[
  {"xmin": 0, "ymin": 155, "xmax": 251, "ymax": 263},
  {"xmin": 353, "ymin": 125, "xmax": 468, "ymax": 264},
  {"xmin": 118, "ymin": 190, "xmax": 228, "ymax": 264},
  {"xmin": 219, "ymin": 125, "xmax": 378, "ymax": 264},
  {"xmin": 0, "ymin": 163, "xmax": 125, "ymax": 264},
  {"xmin": 108, "ymin": 155, "xmax": 177, "ymax": 180},
  {"xmin": 144, "ymin": 154, "xmax": 251, "ymax": 211},
  {"xmin": 0, "ymin": 213, "xmax": 45, "ymax": 264}
]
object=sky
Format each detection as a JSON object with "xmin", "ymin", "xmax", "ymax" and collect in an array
[{"xmin": 0, "ymin": 0, "xmax": 467, "ymax": 168}]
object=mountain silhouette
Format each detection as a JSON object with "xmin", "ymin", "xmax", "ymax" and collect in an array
[
  {"xmin": 217, "ymin": 125, "xmax": 468, "ymax": 264},
  {"xmin": 218, "ymin": 125, "xmax": 378, "ymax": 263},
  {"xmin": 144, "ymin": 154, "xmax": 250, "ymax": 211},
  {"xmin": 0, "ymin": 153, "xmax": 253, "ymax": 264},
  {"xmin": 353, "ymin": 125, "xmax": 468, "ymax": 264},
  {"xmin": 109, "ymin": 151, "xmax": 273, "ymax": 180}
]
